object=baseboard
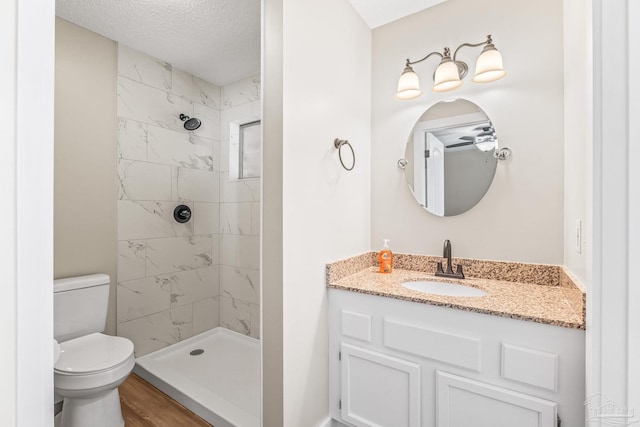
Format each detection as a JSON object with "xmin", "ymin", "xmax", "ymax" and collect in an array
[{"xmin": 318, "ymin": 417, "xmax": 350, "ymax": 427}]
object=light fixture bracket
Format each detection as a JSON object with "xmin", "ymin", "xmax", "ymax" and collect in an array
[{"xmin": 454, "ymin": 61, "xmax": 469, "ymax": 80}]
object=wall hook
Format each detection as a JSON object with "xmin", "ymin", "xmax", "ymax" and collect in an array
[{"xmin": 334, "ymin": 138, "xmax": 355, "ymax": 171}]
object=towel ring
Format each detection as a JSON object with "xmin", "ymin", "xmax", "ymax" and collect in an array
[{"xmin": 334, "ymin": 138, "xmax": 355, "ymax": 171}]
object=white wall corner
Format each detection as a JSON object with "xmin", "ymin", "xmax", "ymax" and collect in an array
[
  {"xmin": 14, "ymin": 0, "xmax": 56, "ymax": 424},
  {"xmin": 589, "ymin": 1, "xmax": 639, "ymax": 426},
  {"xmin": 0, "ymin": 0, "xmax": 18, "ymax": 423}
]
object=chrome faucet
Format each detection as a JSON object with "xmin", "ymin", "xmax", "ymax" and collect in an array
[{"xmin": 435, "ymin": 239, "xmax": 465, "ymax": 279}]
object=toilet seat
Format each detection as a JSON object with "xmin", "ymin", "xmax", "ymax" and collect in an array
[
  {"xmin": 55, "ymin": 333, "xmax": 134, "ymax": 375},
  {"xmin": 54, "ymin": 333, "xmax": 135, "ymax": 397}
]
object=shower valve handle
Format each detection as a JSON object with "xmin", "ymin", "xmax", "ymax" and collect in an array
[{"xmin": 173, "ymin": 205, "xmax": 192, "ymax": 223}]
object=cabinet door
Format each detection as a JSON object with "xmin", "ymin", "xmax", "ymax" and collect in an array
[
  {"xmin": 436, "ymin": 371, "xmax": 557, "ymax": 427},
  {"xmin": 341, "ymin": 343, "xmax": 421, "ymax": 427}
]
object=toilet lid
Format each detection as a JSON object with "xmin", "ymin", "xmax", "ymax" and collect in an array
[{"xmin": 55, "ymin": 333, "xmax": 134, "ymax": 374}]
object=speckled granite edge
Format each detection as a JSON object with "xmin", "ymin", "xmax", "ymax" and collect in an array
[
  {"xmin": 332, "ymin": 283, "xmax": 584, "ymax": 329},
  {"xmin": 325, "ymin": 252, "xmax": 376, "ymax": 283},
  {"xmin": 462, "ymin": 258, "xmax": 561, "ymax": 286},
  {"xmin": 326, "ymin": 253, "xmax": 586, "ymax": 330},
  {"xmin": 329, "ymin": 252, "xmax": 562, "ymax": 286},
  {"xmin": 560, "ymin": 267, "xmax": 587, "ymax": 325},
  {"xmin": 336, "ymin": 285, "xmax": 586, "ymax": 330},
  {"xmin": 560, "ymin": 266, "xmax": 585, "ymax": 290},
  {"xmin": 326, "ymin": 252, "xmax": 564, "ymax": 286},
  {"xmin": 392, "ymin": 253, "xmax": 561, "ymax": 286}
]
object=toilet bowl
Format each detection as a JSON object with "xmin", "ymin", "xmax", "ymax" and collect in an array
[
  {"xmin": 54, "ymin": 333, "xmax": 134, "ymax": 427},
  {"xmin": 54, "ymin": 275, "xmax": 135, "ymax": 427}
]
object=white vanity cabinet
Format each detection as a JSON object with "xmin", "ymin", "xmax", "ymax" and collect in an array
[{"xmin": 328, "ymin": 289, "xmax": 585, "ymax": 427}]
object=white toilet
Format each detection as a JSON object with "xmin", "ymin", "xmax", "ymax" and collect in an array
[{"xmin": 54, "ymin": 274, "xmax": 135, "ymax": 427}]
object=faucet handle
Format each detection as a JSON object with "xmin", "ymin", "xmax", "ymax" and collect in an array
[
  {"xmin": 455, "ymin": 264, "xmax": 465, "ymax": 279},
  {"xmin": 436, "ymin": 261, "xmax": 444, "ymax": 274}
]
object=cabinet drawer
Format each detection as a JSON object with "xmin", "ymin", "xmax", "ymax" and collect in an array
[
  {"xmin": 501, "ymin": 343, "xmax": 558, "ymax": 391},
  {"xmin": 384, "ymin": 318, "xmax": 481, "ymax": 372},
  {"xmin": 341, "ymin": 310, "xmax": 372, "ymax": 342}
]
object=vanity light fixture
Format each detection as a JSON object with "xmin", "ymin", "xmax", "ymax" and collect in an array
[{"xmin": 395, "ymin": 35, "xmax": 507, "ymax": 100}]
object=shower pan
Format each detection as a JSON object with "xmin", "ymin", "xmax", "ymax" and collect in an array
[{"xmin": 135, "ymin": 328, "xmax": 260, "ymax": 427}]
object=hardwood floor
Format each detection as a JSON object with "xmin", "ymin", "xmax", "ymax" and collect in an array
[{"xmin": 119, "ymin": 373, "xmax": 212, "ymax": 427}]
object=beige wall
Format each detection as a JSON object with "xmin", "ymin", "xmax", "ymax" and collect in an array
[
  {"xmin": 371, "ymin": 0, "xmax": 565, "ymax": 264},
  {"xmin": 54, "ymin": 18, "xmax": 118, "ymax": 334},
  {"xmin": 563, "ymin": 0, "xmax": 592, "ymax": 286}
]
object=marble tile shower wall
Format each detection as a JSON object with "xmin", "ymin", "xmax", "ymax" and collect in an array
[
  {"xmin": 115, "ymin": 44, "xmax": 261, "ymax": 356},
  {"xmin": 219, "ymin": 73, "xmax": 261, "ymax": 339}
]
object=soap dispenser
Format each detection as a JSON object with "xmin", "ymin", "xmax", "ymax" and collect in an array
[{"xmin": 378, "ymin": 239, "xmax": 393, "ymax": 274}]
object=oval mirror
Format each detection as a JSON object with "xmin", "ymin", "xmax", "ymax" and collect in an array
[{"xmin": 403, "ymin": 98, "xmax": 498, "ymax": 217}]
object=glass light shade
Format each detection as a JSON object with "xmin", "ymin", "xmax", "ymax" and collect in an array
[
  {"xmin": 432, "ymin": 60, "xmax": 463, "ymax": 92},
  {"xmin": 396, "ymin": 67, "xmax": 423, "ymax": 100},
  {"xmin": 472, "ymin": 48, "xmax": 507, "ymax": 83},
  {"xmin": 475, "ymin": 139, "xmax": 497, "ymax": 152}
]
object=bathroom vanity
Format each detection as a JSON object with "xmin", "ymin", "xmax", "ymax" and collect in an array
[{"xmin": 327, "ymin": 253, "xmax": 585, "ymax": 427}]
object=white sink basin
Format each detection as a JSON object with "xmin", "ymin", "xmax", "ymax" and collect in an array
[{"xmin": 401, "ymin": 280, "xmax": 487, "ymax": 297}]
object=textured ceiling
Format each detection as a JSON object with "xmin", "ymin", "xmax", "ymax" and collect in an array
[
  {"xmin": 56, "ymin": 0, "xmax": 446, "ymax": 85},
  {"xmin": 56, "ymin": 0, "xmax": 260, "ymax": 86},
  {"xmin": 347, "ymin": 0, "xmax": 448, "ymax": 28}
]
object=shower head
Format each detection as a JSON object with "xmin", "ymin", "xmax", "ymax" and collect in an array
[{"xmin": 179, "ymin": 113, "xmax": 202, "ymax": 131}]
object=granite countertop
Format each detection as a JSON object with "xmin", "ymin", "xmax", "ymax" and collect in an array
[{"xmin": 326, "ymin": 252, "xmax": 586, "ymax": 330}]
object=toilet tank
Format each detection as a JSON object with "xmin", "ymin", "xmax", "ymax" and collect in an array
[{"xmin": 54, "ymin": 274, "xmax": 110, "ymax": 342}]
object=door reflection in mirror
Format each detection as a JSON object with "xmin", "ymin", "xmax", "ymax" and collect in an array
[{"xmin": 404, "ymin": 98, "xmax": 498, "ymax": 217}]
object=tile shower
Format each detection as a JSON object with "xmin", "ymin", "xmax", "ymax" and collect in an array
[{"xmin": 115, "ymin": 45, "xmax": 261, "ymax": 357}]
